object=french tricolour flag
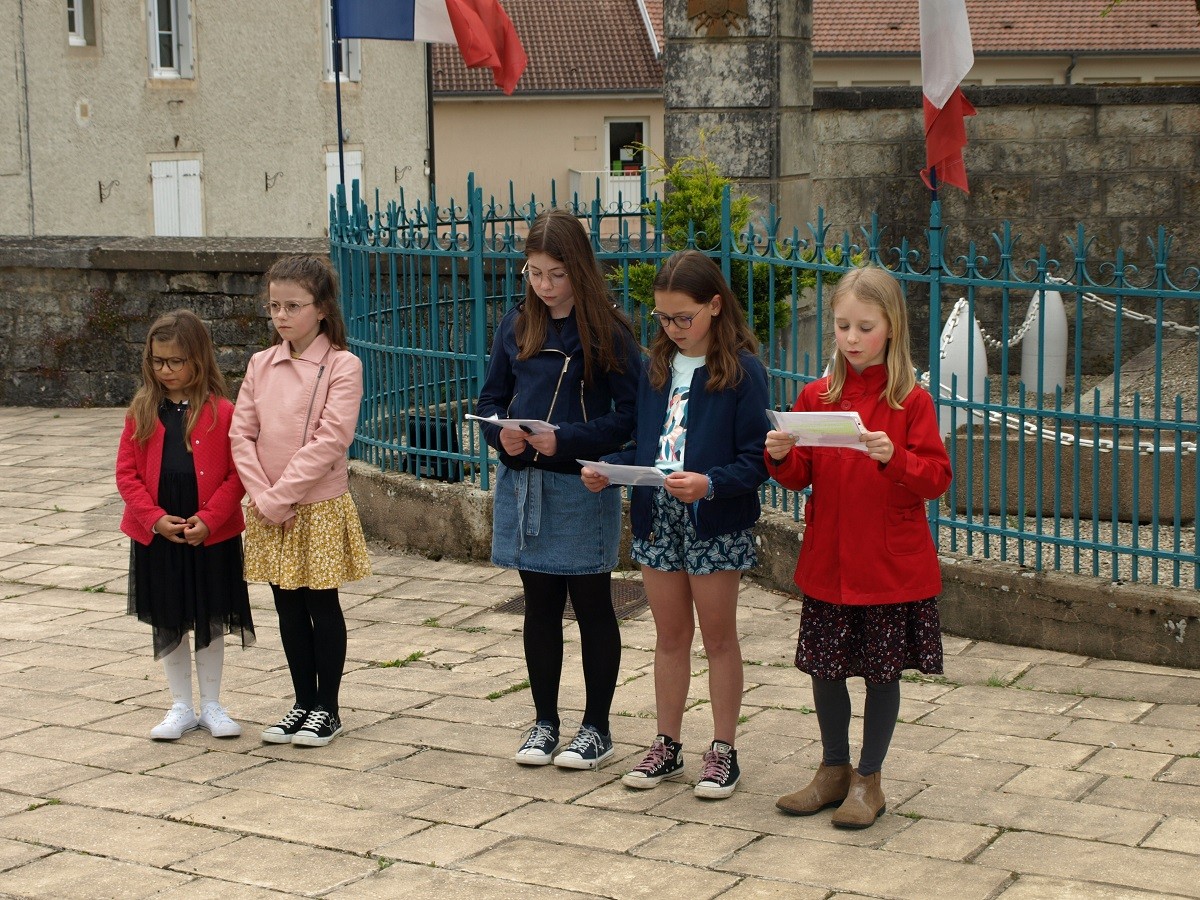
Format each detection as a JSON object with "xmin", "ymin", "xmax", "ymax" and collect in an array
[
  {"xmin": 335, "ymin": 0, "xmax": 527, "ymax": 95},
  {"xmin": 919, "ymin": 0, "xmax": 976, "ymax": 193}
]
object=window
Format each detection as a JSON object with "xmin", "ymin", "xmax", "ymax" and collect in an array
[
  {"xmin": 606, "ymin": 120, "xmax": 646, "ymax": 174},
  {"xmin": 148, "ymin": 0, "xmax": 193, "ymax": 78},
  {"xmin": 326, "ymin": 150, "xmax": 364, "ymax": 206},
  {"xmin": 151, "ymin": 159, "xmax": 203, "ymax": 236},
  {"xmin": 323, "ymin": 0, "xmax": 361, "ymax": 82},
  {"xmin": 66, "ymin": 0, "xmax": 96, "ymax": 47}
]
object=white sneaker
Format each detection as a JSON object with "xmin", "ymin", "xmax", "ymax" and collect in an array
[
  {"xmin": 198, "ymin": 702, "xmax": 242, "ymax": 738},
  {"xmin": 150, "ymin": 702, "xmax": 199, "ymax": 740}
]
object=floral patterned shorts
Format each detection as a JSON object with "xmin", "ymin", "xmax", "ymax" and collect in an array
[{"xmin": 631, "ymin": 487, "xmax": 757, "ymax": 575}]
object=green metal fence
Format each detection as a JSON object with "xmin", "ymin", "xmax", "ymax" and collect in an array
[{"xmin": 331, "ymin": 177, "xmax": 1199, "ymax": 588}]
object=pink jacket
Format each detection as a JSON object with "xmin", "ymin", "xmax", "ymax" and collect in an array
[
  {"xmin": 116, "ymin": 396, "xmax": 246, "ymax": 547},
  {"xmin": 230, "ymin": 333, "xmax": 363, "ymax": 525}
]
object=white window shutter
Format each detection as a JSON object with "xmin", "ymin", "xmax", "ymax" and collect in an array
[
  {"xmin": 152, "ymin": 161, "xmax": 180, "ymax": 236},
  {"xmin": 177, "ymin": 158, "xmax": 203, "ymax": 235},
  {"xmin": 178, "ymin": 0, "xmax": 194, "ymax": 78}
]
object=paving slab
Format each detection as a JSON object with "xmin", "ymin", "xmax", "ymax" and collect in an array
[
  {"xmin": 976, "ymin": 831, "xmax": 1200, "ymax": 897},
  {"xmin": 0, "ymin": 850, "xmax": 194, "ymax": 899},
  {"xmin": 460, "ymin": 837, "xmax": 739, "ymax": 899}
]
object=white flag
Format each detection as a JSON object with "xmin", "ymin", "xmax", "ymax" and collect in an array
[{"xmin": 919, "ymin": 0, "xmax": 975, "ymax": 110}]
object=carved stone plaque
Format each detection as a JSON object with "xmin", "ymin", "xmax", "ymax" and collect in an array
[{"xmin": 687, "ymin": 0, "xmax": 749, "ymax": 37}]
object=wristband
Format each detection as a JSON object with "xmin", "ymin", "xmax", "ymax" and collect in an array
[{"xmin": 704, "ymin": 476, "xmax": 715, "ymax": 501}]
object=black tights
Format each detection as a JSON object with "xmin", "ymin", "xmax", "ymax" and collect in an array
[
  {"xmin": 519, "ymin": 570, "xmax": 621, "ymax": 736},
  {"xmin": 811, "ymin": 675, "xmax": 901, "ymax": 776},
  {"xmin": 272, "ymin": 585, "xmax": 346, "ymax": 718}
]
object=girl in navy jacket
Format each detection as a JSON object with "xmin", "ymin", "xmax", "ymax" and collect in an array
[
  {"xmin": 477, "ymin": 209, "xmax": 642, "ymax": 771},
  {"xmin": 583, "ymin": 250, "xmax": 770, "ymax": 799}
]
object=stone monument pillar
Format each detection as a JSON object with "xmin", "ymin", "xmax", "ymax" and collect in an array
[{"xmin": 664, "ymin": 0, "xmax": 813, "ymax": 232}]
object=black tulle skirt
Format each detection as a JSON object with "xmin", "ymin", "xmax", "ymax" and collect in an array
[{"xmin": 127, "ymin": 471, "xmax": 255, "ymax": 659}]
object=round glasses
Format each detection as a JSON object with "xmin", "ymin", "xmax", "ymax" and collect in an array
[
  {"xmin": 650, "ymin": 309, "xmax": 708, "ymax": 330},
  {"xmin": 150, "ymin": 356, "xmax": 188, "ymax": 372},
  {"xmin": 263, "ymin": 301, "xmax": 315, "ymax": 318},
  {"xmin": 522, "ymin": 264, "xmax": 568, "ymax": 287}
]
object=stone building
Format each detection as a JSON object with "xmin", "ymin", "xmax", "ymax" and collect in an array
[{"xmin": 2, "ymin": 1, "xmax": 428, "ymax": 237}]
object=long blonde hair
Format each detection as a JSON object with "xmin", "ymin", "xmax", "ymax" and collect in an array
[
  {"xmin": 820, "ymin": 265, "xmax": 916, "ymax": 409},
  {"xmin": 127, "ymin": 310, "xmax": 227, "ymax": 448}
]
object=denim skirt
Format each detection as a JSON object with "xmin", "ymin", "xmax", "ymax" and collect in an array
[{"xmin": 491, "ymin": 463, "xmax": 621, "ymax": 575}]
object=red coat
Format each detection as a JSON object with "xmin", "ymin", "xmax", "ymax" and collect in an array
[
  {"xmin": 767, "ymin": 365, "xmax": 952, "ymax": 605},
  {"xmin": 116, "ymin": 397, "xmax": 246, "ymax": 547}
]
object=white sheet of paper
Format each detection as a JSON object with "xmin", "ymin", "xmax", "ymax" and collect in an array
[
  {"xmin": 766, "ymin": 409, "xmax": 868, "ymax": 452},
  {"xmin": 576, "ymin": 459, "xmax": 668, "ymax": 487},
  {"xmin": 465, "ymin": 413, "xmax": 559, "ymax": 435}
]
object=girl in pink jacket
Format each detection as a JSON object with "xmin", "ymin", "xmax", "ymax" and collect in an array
[
  {"xmin": 765, "ymin": 265, "xmax": 952, "ymax": 829},
  {"xmin": 117, "ymin": 310, "xmax": 253, "ymax": 741},
  {"xmin": 231, "ymin": 255, "xmax": 370, "ymax": 748}
]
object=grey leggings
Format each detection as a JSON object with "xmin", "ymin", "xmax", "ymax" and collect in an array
[{"xmin": 811, "ymin": 675, "xmax": 901, "ymax": 776}]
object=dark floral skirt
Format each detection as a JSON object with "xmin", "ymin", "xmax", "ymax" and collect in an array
[{"xmin": 795, "ymin": 595, "xmax": 943, "ymax": 683}]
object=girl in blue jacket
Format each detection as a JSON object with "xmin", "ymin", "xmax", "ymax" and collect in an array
[
  {"xmin": 477, "ymin": 209, "xmax": 642, "ymax": 771},
  {"xmin": 583, "ymin": 250, "xmax": 770, "ymax": 799}
]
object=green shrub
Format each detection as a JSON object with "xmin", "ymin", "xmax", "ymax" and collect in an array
[{"xmin": 609, "ymin": 144, "xmax": 855, "ymax": 347}]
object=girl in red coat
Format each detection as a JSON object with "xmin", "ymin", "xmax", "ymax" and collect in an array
[
  {"xmin": 117, "ymin": 310, "xmax": 254, "ymax": 741},
  {"xmin": 765, "ymin": 265, "xmax": 951, "ymax": 829}
]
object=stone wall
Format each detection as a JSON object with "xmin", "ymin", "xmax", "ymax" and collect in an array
[
  {"xmin": 0, "ymin": 237, "xmax": 323, "ymax": 406},
  {"xmin": 812, "ymin": 85, "xmax": 1200, "ymax": 275}
]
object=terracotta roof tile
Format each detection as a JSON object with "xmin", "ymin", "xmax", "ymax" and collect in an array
[
  {"xmin": 432, "ymin": 0, "xmax": 663, "ymax": 95},
  {"xmin": 814, "ymin": 0, "xmax": 1200, "ymax": 55}
]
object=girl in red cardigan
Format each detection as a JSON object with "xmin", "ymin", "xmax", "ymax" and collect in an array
[
  {"xmin": 117, "ymin": 310, "xmax": 253, "ymax": 741},
  {"xmin": 765, "ymin": 265, "xmax": 952, "ymax": 829}
]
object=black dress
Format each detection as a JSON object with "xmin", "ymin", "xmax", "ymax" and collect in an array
[{"xmin": 127, "ymin": 400, "xmax": 254, "ymax": 659}]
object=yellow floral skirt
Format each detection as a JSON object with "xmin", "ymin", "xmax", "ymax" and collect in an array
[{"xmin": 243, "ymin": 492, "xmax": 371, "ymax": 590}]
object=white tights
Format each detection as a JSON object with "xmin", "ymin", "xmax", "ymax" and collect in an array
[{"xmin": 161, "ymin": 638, "xmax": 225, "ymax": 707}]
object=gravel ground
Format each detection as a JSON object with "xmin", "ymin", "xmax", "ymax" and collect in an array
[{"xmin": 937, "ymin": 518, "xmax": 1197, "ymax": 588}]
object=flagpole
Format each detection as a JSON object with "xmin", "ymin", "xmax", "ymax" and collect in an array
[
  {"xmin": 332, "ymin": 0, "xmax": 346, "ymax": 188},
  {"xmin": 425, "ymin": 43, "xmax": 436, "ymax": 188}
]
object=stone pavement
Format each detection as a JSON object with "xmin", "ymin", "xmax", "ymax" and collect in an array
[{"xmin": 0, "ymin": 407, "xmax": 1198, "ymax": 899}]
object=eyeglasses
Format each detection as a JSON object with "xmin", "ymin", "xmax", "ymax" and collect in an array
[
  {"xmin": 522, "ymin": 264, "xmax": 568, "ymax": 287},
  {"xmin": 650, "ymin": 308, "xmax": 709, "ymax": 330},
  {"xmin": 150, "ymin": 356, "xmax": 188, "ymax": 372},
  {"xmin": 263, "ymin": 301, "xmax": 315, "ymax": 317}
]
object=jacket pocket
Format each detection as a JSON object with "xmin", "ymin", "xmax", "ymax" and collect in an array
[{"xmin": 883, "ymin": 484, "xmax": 927, "ymax": 555}]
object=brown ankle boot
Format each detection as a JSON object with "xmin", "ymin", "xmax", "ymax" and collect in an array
[
  {"xmin": 775, "ymin": 762, "xmax": 852, "ymax": 816},
  {"xmin": 830, "ymin": 769, "xmax": 886, "ymax": 829}
]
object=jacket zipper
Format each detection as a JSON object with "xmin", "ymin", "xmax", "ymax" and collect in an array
[
  {"xmin": 579, "ymin": 383, "xmax": 589, "ymax": 422},
  {"xmin": 301, "ymin": 365, "xmax": 325, "ymax": 445},
  {"xmin": 534, "ymin": 351, "xmax": 571, "ymax": 462}
]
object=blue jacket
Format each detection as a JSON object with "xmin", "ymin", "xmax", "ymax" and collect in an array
[
  {"xmin": 609, "ymin": 349, "xmax": 771, "ymax": 540},
  {"xmin": 476, "ymin": 305, "xmax": 643, "ymax": 475}
]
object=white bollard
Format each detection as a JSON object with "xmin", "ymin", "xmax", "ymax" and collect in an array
[
  {"xmin": 1020, "ymin": 289, "xmax": 1068, "ymax": 394},
  {"xmin": 938, "ymin": 298, "xmax": 988, "ymax": 437}
]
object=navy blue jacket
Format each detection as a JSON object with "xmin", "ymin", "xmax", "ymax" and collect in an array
[
  {"xmin": 608, "ymin": 349, "xmax": 771, "ymax": 540},
  {"xmin": 476, "ymin": 305, "xmax": 643, "ymax": 475}
]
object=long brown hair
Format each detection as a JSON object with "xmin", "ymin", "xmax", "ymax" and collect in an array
[
  {"xmin": 262, "ymin": 255, "xmax": 348, "ymax": 350},
  {"xmin": 646, "ymin": 250, "xmax": 758, "ymax": 392},
  {"xmin": 128, "ymin": 310, "xmax": 227, "ymax": 448},
  {"xmin": 821, "ymin": 265, "xmax": 917, "ymax": 409},
  {"xmin": 515, "ymin": 209, "xmax": 634, "ymax": 385}
]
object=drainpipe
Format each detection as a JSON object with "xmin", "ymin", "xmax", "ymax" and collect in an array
[
  {"xmin": 17, "ymin": 0, "xmax": 35, "ymax": 234},
  {"xmin": 1064, "ymin": 53, "xmax": 1077, "ymax": 85}
]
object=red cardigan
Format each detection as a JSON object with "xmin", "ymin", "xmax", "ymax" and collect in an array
[
  {"xmin": 767, "ymin": 365, "xmax": 952, "ymax": 606},
  {"xmin": 116, "ymin": 397, "xmax": 245, "ymax": 547}
]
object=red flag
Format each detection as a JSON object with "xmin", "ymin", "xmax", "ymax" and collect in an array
[
  {"xmin": 922, "ymin": 88, "xmax": 976, "ymax": 193},
  {"xmin": 444, "ymin": 0, "xmax": 528, "ymax": 95},
  {"xmin": 919, "ymin": 0, "xmax": 975, "ymax": 192}
]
